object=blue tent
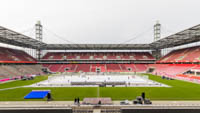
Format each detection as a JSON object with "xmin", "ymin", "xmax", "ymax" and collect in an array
[{"xmin": 24, "ymin": 90, "xmax": 50, "ymax": 99}]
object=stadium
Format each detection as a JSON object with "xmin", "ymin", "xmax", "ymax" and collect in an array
[{"xmin": 1, "ymin": 0, "xmax": 200, "ymax": 113}]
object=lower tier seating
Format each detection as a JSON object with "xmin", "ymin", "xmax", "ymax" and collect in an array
[
  {"xmin": 43, "ymin": 64, "xmax": 148, "ymax": 73},
  {"xmin": 149, "ymin": 64, "xmax": 195, "ymax": 76},
  {"xmin": 148, "ymin": 64, "xmax": 200, "ymax": 83},
  {"xmin": 0, "ymin": 64, "xmax": 43, "ymax": 80}
]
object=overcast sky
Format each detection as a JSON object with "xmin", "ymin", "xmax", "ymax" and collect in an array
[{"xmin": 0, "ymin": 0, "xmax": 200, "ymax": 44}]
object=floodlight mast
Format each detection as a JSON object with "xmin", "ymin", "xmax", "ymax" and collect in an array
[
  {"xmin": 154, "ymin": 21, "xmax": 161, "ymax": 41},
  {"xmin": 152, "ymin": 21, "xmax": 162, "ymax": 59},
  {"xmin": 35, "ymin": 21, "xmax": 43, "ymax": 60}
]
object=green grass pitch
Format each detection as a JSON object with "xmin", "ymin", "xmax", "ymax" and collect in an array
[{"xmin": 1, "ymin": 74, "xmax": 200, "ymax": 101}]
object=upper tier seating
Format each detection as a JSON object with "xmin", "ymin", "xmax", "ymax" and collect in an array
[
  {"xmin": 157, "ymin": 46, "xmax": 200, "ymax": 63},
  {"xmin": 42, "ymin": 52, "xmax": 155, "ymax": 60},
  {"xmin": 0, "ymin": 47, "xmax": 36, "ymax": 63}
]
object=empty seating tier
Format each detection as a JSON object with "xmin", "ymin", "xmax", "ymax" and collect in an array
[
  {"xmin": 42, "ymin": 64, "xmax": 148, "ymax": 73},
  {"xmin": 0, "ymin": 64, "xmax": 43, "ymax": 79},
  {"xmin": 0, "ymin": 47, "xmax": 36, "ymax": 63},
  {"xmin": 157, "ymin": 46, "xmax": 200, "ymax": 63},
  {"xmin": 42, "ymin": 52, "xmax": 155, "ymax": 61}
]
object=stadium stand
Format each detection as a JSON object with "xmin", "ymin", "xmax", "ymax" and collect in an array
[
  {"xmin": 2, "ymin": 44, "xmax": 200, "ymax": 84},
  {"xmin": 1, "ymin": 24, "xmax": 200, "ymax": 88},
  {"xmin": 149, "ymin": 64, "xmax": 195, "ymax": 76},
  {"xmin": 76, "ymin": 64, "xmax": 91, "ymax": 72},
  {"xmin": 135, "ymin": 64, "xmax": 148, "ymax": 72},
  {"xmin": 1, "ymin": 24, "xmax": 200, "ymax": 85},
  {"xmin": 42, "ymin": 52, "xmax": 155, "ymax": 60},
  {"xmin": 0, "ymin": 47, "xmax": 36, "ymax": 63},
  {"xmin": 0, "ymin": 64, "xmax": 43, "ymax": 79},
  {"xmin": 148, "ymin": 63, "xmax": 200, "ymax": 83},
  {"xmin": 0, "ymin": 47, "xmax": 43, "ymax": 80},
  {"xmin": 157, "ymin": 46, "xmax": 200, "ymax": 63},
  {"xmin": 42, "ymin": 64, "xmax": 148, "ymax": 73},
  {"xmin": 41, "ymin": 52, "xmax": 153, "ymax": 73},
  {"xmin": 145, "ymin": 45, "xmax": 200, "ymax": 83},
  {"xmin": 106, "ymin": 64, "xmax": 121, "ymax": 72},
  {"xmin": 90, "ymin": 64, "xmax": 106, "ymax": 72}
]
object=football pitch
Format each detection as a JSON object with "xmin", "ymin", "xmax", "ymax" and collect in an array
[{"xmin": 1, "ymin": 74, "xmax": 200, "ymax": 101}]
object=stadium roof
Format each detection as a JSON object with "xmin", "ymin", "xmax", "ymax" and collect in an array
[
  {"xmin": 40, "ymin": 44, "xmax": 151, "ymax": 50},
  {"xmin": 0, "ymin": 24, "xmax": 200, "ymax": 50},
  {"xmin": 0, "ymin": 26, "xmax": 46, "ymax": 49},
  {"xmin": 150, "ymin": 24, "xmax": 200, "ymax": 49}
]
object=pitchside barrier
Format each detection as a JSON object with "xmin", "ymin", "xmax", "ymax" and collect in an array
[
  {"xmin": 121, "ymin": 108, "xmax": 200, "ymax": 113},
  {"xmin": 0, "ymin": 108, "xmax": 72, "ymax": 113}
]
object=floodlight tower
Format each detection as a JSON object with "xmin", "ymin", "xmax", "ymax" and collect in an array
[
  {"xmin": 152, "ymin": 21, "xmax": 162, "ymax": 59},
  {"xmin": 35, "ymin": 21, "xmax": 43, "ymax": 60},
  {"xmin": 154, "ymin": 21, "xmax": 161, "ymax": 41}
]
